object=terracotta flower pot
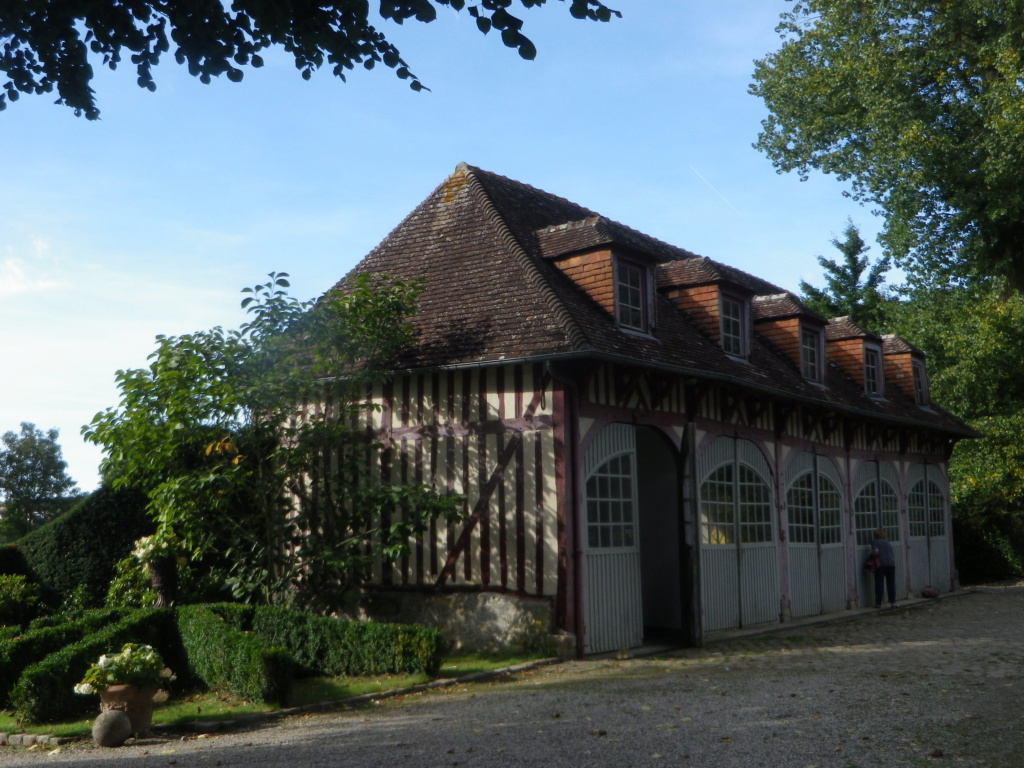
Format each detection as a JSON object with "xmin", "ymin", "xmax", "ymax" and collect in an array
[{"xmin": 98, "ymin": 684, "xmax": 157, "ymax": 736}]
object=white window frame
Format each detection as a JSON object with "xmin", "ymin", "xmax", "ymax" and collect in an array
[
  {"xmin": 614, "ymin": 258, "xmax": 649, "ymax": 333},
  {"xmin": 912, "ymin": 360, "xmax": 929, "ymax": 405},
  {"xmin": 720, "ymin": 294, "xmax": 748, "ymax": 358},
  {"xmin": 863, "ymin": 344, "xmax": 884, "ymax": 397},
  {"xmin": 800, "ymin": 325, "xmax": 824, "ymax": 382}
]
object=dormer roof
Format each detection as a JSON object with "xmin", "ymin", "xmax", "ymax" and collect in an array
[
  {"xmin": 882, "ymin": 334, "xmax": 924, "ymax": 356},
  {"xmin": 536, "ymin": 216, "xmax": 683, "ymax": 263},
  {"xmin": 657, "ymin": 256, "xmax": 781, "ymax": 295},
  {"xmin": 825, "ymin": 316, "xmax": 882, "ymax": 342},
  {"xmin": 752, "ymin": 292, "xmax": 827, "ymax": 323}
]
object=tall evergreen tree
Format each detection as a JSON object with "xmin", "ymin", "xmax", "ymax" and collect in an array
[{"xmin": 799, "ymin": 220, "xmax": 891, "ymax": 331}]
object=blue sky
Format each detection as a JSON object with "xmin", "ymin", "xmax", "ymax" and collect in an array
[{"xmin": 0, "ymin": 1, "xmax": 887, "ymax": 491}]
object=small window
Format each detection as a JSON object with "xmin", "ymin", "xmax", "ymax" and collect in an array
[
  {"xmin": 912, "ymin": 360, "xmax": 929, "ymax": 405},
  {"xmin": 863, "ymin": 346, "xmax": 883, "ymax": 396},
  {"xmin": 800, "ymin": 326, "xmax": 823, "ymax": 382},
  {"xmin": 720, "ymin": 295, "xmax": 747, "ymax": 357},
  {"xmin": 586, "ymin": 454, "xmax": 637, "ymax": 549},
  {"xmin": 615, "ymin": 260, "xmax": 647, "ymax": 332}
]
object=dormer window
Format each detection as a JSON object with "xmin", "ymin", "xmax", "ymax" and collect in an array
[
  {"xmin": 720, "ymin": 294, "xmax": 747, "ymax": 357},
  {"xmin": 912, "ymin": 360, "xmax": 929, "ymax": 405},
  {"xmin": 864, "ymin": 346, "xmax": 883, "ymax": 396},
  {"xmin": 615, "ymin": 259, "xmax": 648, "ymax": 332},
  {"xmin": 800, "ymin": 326, "xmax": 824, "ymax": 382}
]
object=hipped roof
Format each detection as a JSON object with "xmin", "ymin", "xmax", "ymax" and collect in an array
[{"xmin": 332, "ymin": 164, "xmax": 974, "ymax": 439}]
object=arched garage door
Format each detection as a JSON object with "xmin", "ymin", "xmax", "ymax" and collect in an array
[
  {"xmin": 853, "ymin": 460, "xmax": 904, "ymax": 608},
  {"xmin": 698, "ymin": 436, "xmax": 779, "ymax": 632},
  {"xmin": 907, "ymin": 465, "xmax": 951, "ymax": 594},
  {"xmin": 581, "ymin": 424, "xmax": 643, "ymax": 654},
  {"xmin": 785, "ymin": 452, "xmax": 846, "ymax": 618}
]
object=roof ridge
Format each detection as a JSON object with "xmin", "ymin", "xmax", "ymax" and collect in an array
[
  {"xmin": 466, "ymin": 165, "xmax": 698, "ymax": 262},
  {"xmin": 536, "ymin": 215, "xmax": 602, "ymax": 235},
  {"xmin": 752, "ymin": 291, "xmax": 797, "ymax": 301},
  {"xmin": 460, "ymin": 164, "xmax": 595, "ymax": 353}
]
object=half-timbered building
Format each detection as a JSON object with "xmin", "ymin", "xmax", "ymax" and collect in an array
[{"xmin": 329, "ymin": 164, "xmax": 975, "ymax": 655}]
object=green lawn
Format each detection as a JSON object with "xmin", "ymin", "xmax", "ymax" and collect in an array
[{"xmin": 0, "ymin": 652, "xmax": 545, "ymax": 739}]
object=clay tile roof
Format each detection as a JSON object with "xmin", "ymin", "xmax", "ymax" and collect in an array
[
  {"xmin": 657, "ymin": 256, "xmax": 784, "ymax": 296},
  {"xmin": 882, "ymin": 334, "xmax": 924, "ymax": 356},
  {"xmin": 825, "ymin": 316, "xmax": 881, "ymax": 342},
  {"xmin": 536, "ymin": 216, "xmax": 690, "ymax": 263},
  {"xmin": 331, "ymin": 164, "xmax": 973, "ymax": 439},
  {"xmin": 751, "ymin": 292, "xmax": 826, "ymax": 323},
  {"xmin": 536, "ymin": 217, "xmax": 608, "ymax": 258}
]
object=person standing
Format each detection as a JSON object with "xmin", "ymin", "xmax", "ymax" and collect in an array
[{"xmin": 872, "ymin": 528, "xmax": 898, "ymax": 608}]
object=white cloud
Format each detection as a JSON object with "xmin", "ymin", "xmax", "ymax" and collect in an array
[{"xmin": 0, "ymin": 239, "xmax": 66, "ymax": 297}]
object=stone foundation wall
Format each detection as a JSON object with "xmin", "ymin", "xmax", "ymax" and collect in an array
[{"xmin": 357, "ymin": 591, "xmax": 575, "ymax": 657}]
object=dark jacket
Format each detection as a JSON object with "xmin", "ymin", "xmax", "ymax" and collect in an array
[{"xmin": 873, "ymin": 538, "xmax": 896, "ymax": 568}]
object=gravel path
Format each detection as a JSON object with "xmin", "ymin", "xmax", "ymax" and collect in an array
[{"xmin": 3, "ymin": 585, "xmax": 1023, "ymax": 767}]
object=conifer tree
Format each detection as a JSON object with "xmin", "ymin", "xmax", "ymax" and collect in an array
[{"xmin": 799, "ymin": 220, "xmax": 891, "ymax": 331}]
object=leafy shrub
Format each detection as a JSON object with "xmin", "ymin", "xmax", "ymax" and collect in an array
[
  {"xmin": 0, "ymin": 608, "xmax": 130, "ymax": 706},
  {"xmin": 105, "ymin": 554, "xmax": 230, "ymax": 609},
  {"xmin": 17, "ymin": 486, "xmax": 152, "ymax": 608},
  {"xmin": 59, "ymin": 584, "xmax": 96, "ymax": 615},
  {"xmin": 953, "ymin": 514, "xmax": 1024, "ymax": 584},
  {"xmin": 0, "ymin": 574, "xmax": 41, "ymax": 627},
  {"xmin": 10, "ymin": 608, "xmax": 180, "ymax": 724},
  {"xmin": 175, "ymin": 605, "xmax": 292, "ymax": 706}
]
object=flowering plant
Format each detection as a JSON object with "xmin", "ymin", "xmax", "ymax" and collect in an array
[
  {"xmin": 73, "ymin": 643, "xmax": 176, "ymax": 696},
  {"xmin": 131, "ymin": 533, "xmax": 181, "ymax": 564}
]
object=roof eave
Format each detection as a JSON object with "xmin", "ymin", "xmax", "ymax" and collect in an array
[{"xmin": 378, "ymin": 351, "xmax": 979, "ymax": 440}]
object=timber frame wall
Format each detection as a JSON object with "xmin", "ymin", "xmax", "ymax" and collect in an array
[
  {"xmin": 357, "ymin": 361, "xmax": 568, "ymax": 624},
  {"xmin": 353, "ymin": 356, "xmax": 953, "ymax": 640}
]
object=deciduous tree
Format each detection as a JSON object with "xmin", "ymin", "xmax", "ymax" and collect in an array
[
  {"xmin": 0, "ymin": 423, "xmax": 79, "ymax": 539},
  {"xmin": 83, "ymin": 272, "xmax": 462, "ymax": 608},
  {"xmin": 752, "ymin": 0, "xmax": 1024, "ymax": 287},
  {"xmin": 1, "ymin": 0, "xmax": 618, "ymax": 120},
  {"xmin": 885, "ymin": 280, "xmax": 1024, "ymax": 580}
]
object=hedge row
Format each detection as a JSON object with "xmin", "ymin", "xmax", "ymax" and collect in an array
[
  {"xmin": 201, "ymin": 603, "xmax": 445, "ymax": 678},
  {"xmin": 16, "ymin": 487, "xmax": 152, "ymax": 608},
  {"xmin": 10, "ymin": 608, "xmax": 180, "ymax": 724},
  {"xmin": 253, "ymin": 607, "xmax": 445, "ymax": 677},
  {"xmin": 176, "ymin": 605, "xmax": 292, "ymax": 707},
  {"xmin": 9, "ymin": 604, "xmax": 446, "ymax": 724},
  {"xmin": 0, "ymin": 609, "xmax": 130, "ymax": 707}
]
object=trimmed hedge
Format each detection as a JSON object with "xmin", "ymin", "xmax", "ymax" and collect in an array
[
  {"xmin": 176, "ymin": 605, "xmax": 292, "ymax": 706},
  {"xmin": 253, "ymin": 607, "xmax": 445, "ymax": 678},
  {"xmin": 0, "ymin": 608, "xmax": 130, "ymax": 707},
  {"xmin": 199, "ymin": 603, "xmax": 445, "ymax": 678},
  {"xmin": 10, "ymin": 608, "xmax": 180, "ymax": 724},
  {"xmin": 16, "ymin": 486, "xmax": 152, "ymax": 608},
  {"xmin": 8, "ymin": 602, "xmax": 444, "ymax": 724}
]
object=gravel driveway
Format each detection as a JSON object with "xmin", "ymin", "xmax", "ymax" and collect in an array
[{"xmin": 3, "ymin": 585, "xmax": 1023, "ymax": 767}]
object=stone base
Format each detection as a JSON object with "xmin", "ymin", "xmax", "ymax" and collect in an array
[
  {"xmin": 356, "ymin": 591, "xmax": 572, "ymax": 656},
  {"xmin": 99, "ymin": 684, "xmax": 155, "ymax": 736}
]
